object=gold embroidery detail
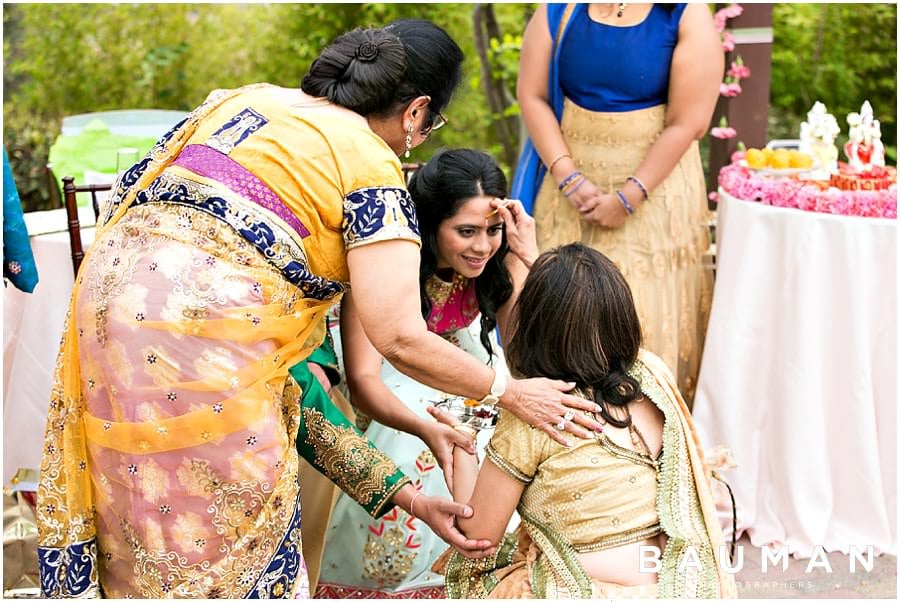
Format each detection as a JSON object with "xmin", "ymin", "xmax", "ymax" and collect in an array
[
  {"xmin": 302, "ymin": 407, "xmax": 396, "ymax": 507},
  {"xmin": 363, "ymin": 526, "xmax": 416, "ymax": 586}
]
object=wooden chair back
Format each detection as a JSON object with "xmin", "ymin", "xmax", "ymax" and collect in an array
[
  {"xmin": 401, "ymin": 162, "xmax": 422, "ymax": 186},
  {"xmin": 61, "ymin": 174, "xmax": 111, "ymax": 275}
]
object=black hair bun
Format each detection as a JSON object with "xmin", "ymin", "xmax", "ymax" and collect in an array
[{"xmin": 355, "ymin": 42, "xmax": 379, "ymax": 63}]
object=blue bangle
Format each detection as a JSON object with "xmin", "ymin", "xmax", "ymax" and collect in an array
[
  {"xmin": 615, "ymin": 190, "xmax": 635, "ymax": 216},
  {"xmin": 563, "ymin": 177, "xmax": 587, "ymax": 197},
  {"xmin": 626, "ymin": 175, "xmax": 649, "ymax": 201},
  {"xmin": 558, "ymin": 171, "xmax": 582, "ymax": 191}
]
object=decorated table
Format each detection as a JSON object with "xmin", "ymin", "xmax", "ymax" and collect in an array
[{"xmin": 692, "ymin": 107, "xmax": 897, "ymax": 558}]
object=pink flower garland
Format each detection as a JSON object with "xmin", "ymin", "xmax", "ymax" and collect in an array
[
  {"xmin": 709, "ymin": 5, "xmax": 751, "ymax": 139},
  {"xmin": 717, "ymin": 163, "xmax": 897, "ymax": 219}
]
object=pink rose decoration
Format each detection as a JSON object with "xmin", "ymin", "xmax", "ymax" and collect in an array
[
  {"xmin": 711, "ymin": 126, "xmax": 737, "ymax": 139},
  {"xmin": 721, "ymin": 31, "xmax": 736, "ymax": 52},
  {"xmin": 794, "ymin": 187, "xmax": 818, "ymax": 212},
  {"xmin": 728, "ymin": 62, "xmax": 752, "ymax": 79},
  {"xmin": 722, "ymin": 3, "xmax": 744, "ymax": 19},
  {"xmin": 718, "ymin": 163, "xmax": 896, "ymax": 219},
  {"xmin": 714, "ymin": 13, "xmax": 728, "ymax": 32},
  {"xmin": 719, "ymin": 82, "xmax": 742, "ymax": 97}
]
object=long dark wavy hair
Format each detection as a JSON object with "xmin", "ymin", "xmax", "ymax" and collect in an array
[
  {"xmin": 406, "ymin": 149, "xmax": 513, "ymax": 361},
  {"xmin": 505, "ymin": 243, "xmax": 644, "ymax": 427}
]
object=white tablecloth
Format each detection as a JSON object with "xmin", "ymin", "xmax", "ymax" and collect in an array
[
  {"xmin": 3, "ymin": 223, "xmax": 95, "ymax": 482},
  {"xmin": 693, "ymin": 191, "xmax": 897, "ymax": 558}
]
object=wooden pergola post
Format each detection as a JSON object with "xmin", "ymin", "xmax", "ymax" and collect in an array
[{"xmin": 707, "ymin": 3, "xmax": 774, "ymax": 205}]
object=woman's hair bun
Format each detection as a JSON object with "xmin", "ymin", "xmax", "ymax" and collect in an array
[
  {"xmin": 301, "ymin": 27, "xmax": 406, "ymax": 115},
  {"xmin": 355, "ymin": 41, "xmax": 380, "ymax": 63}
]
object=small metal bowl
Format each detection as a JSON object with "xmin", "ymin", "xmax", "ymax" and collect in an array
[{"xmin": 431, "ymin": 395, "xmax": 499, "ymax": 431}]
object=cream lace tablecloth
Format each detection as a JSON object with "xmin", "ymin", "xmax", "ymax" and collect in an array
[{"xmin": 693, "ymin": 190, "xmax": 896, "ymax": 558}]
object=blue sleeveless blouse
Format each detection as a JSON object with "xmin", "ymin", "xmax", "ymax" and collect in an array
[{"xmin": 558, "ymin": 4, "xmax": 686, "ymax": 112}]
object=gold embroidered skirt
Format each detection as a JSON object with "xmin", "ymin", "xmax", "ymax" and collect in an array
[{"xmin": 533, "ymin": 101, "xmax": 713, "ymax": 403}]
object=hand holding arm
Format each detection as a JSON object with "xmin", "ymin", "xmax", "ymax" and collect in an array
[
  {"xmin": 391, "ymin": 483, "xmax": 496, "ymax": 559},
  {"xmin": 581, "ymin": 191, "xmax": 630, "ymax": 229},
  {"xmin": 427, "ymin": 405, "xmax": 526, "ymax": 545}
]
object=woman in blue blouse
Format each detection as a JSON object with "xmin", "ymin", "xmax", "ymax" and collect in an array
[{"xmin": 513, "ymin": 3, "xmax": 722, "ymax": 403}]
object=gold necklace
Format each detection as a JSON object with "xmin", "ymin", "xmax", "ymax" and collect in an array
[{"xmin": 597, "ymin": 3, "xmax": 628, "ymax": 20}]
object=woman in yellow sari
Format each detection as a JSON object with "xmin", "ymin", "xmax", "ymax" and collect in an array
[
  {"xmin": 432, "ymin": 243, "xmax": 736, "ymax": 598},
  {"xmin": 36, "ymin": 20, "xmax": 603, "ymax": 599}
]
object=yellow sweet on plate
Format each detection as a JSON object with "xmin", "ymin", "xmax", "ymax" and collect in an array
[
  {"xmin": 744, "ymin": 148, "xmax": 766, "ymax": 168},
  {"xmin": 769, "ymin": 149, "xmax": 792, "ymax": 169},
  {"xmin": 789, "ymin": 150, "xmax": 814, "ymax": 168}
]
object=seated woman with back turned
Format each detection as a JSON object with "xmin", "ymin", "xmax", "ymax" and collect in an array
[{"xmin": 431, "ymin": 242, "xmax": 736, "ymax": 599}]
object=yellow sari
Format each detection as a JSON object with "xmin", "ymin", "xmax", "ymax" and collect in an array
[{"xmin": 36, "ymin": 84, "xmax": 418, "ymax": 598}]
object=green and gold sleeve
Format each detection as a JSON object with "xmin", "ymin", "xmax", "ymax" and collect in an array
[{"xmin": 289, "ymin": 359, "xmax": 410, "ymax": 518}]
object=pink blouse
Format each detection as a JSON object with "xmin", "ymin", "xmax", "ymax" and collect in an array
[{"xmin": 424, "ymin": 273, "xmax": 480, "ymax": 335}]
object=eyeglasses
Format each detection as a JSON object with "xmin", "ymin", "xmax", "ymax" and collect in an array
[{"xmin": 421, "ymin": 107, "xmax": 449, "ymax": 135}]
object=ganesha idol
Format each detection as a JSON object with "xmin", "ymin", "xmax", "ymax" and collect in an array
[{"xmin": 844, "ymin": 100, "xmax": 886, "ymax": 173}]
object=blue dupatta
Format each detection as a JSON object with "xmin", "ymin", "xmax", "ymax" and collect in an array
[{"xmin": 510, "ymin": 3, "xmax": 584, "ymax": 215}]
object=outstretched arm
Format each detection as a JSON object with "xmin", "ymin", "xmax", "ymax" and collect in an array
[
  {"xmin": 428, "ymin": 405, "xmax": 524, "ymax": 545},
  {"xmin": 339, "ymin": 291, "xmax": 477, "ymax": 488}
]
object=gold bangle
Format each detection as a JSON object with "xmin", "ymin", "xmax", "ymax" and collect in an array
[
  {"xmin": 409, "ymin": 490, "xmax": 424, "ymax": 520},
  {"xmin": 548, "ymin": 153, "xmax": 572, "ymax": 173}
]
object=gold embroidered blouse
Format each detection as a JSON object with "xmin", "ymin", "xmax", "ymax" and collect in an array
[{"xmin": 486, "ymin": 408, "xmax": 661, "ymax": 553}]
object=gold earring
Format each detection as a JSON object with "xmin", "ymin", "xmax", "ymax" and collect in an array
[{"xmin": 404, "ymin": 121, "xmax": 414, "ymax": 158}]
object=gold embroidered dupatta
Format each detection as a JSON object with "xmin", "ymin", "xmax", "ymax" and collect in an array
[{"xmin": 36, "ymin": 86, "xmax": 337, "ymax": 598}]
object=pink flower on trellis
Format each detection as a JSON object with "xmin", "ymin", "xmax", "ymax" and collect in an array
[
  {"xmin": 710, "ymin": 6, "xmax": 750, "ymax": 141},
  {"xmin": 720, "ymin": 31, "xmax": 736, "ymax": 52},
  {"xmin": 727, "ymin": 60, "xmax": 752, "ymax": 79},
  {"xmin": 711, "ymin": 117, "xmax": 737, "ymax": 139},
  {"xmin": 719, "ymin": 82, "xmax": 742, "ymax": 97},
  {"xmin": 713, "ymin": 4, "xmax": 743, "ymax": 32}
]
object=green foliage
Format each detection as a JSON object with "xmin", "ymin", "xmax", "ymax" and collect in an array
[
  {"xmin": 3, "ymin": 3, "xmax": 896, "ymax": 210},
  {"xmin": 2, "ymin": 3, "xmax": 534, "ymax": 207},
  {"xmin": 770, "ymin": 3, "xmax": 897, "ymax": 154},
  {"xmin": 2, "ymin": 106, "xmax": 60, "ymax": 212}
]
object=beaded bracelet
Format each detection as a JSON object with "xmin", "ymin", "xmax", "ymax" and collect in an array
[
  {"xmin": 564, "ymin": 177, "xmax": 587, "ymax": 198},
  {"xmin": 558, "ymin": 171, "xmax": 582, "ymax": 191},
  {"xmin": 626, "ymin": 175, "xmax": 649, "ymax": 201},
  {"xmin": 548, "ymin": 153, "xmax": 572, "ymax": 173},
  {"xmin": 615, "ymin": 190, "xmax": 635, "ymax": 216}
]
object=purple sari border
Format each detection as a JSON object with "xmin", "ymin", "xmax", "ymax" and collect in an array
[{"xmin": 173, "ymin": 144, "xmax": 310, "ymax": 238}]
